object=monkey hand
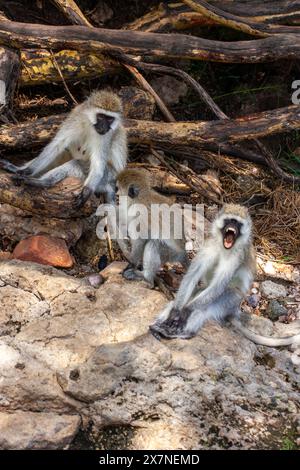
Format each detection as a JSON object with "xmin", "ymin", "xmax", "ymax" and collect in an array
[
  {"xmin": 74, "ymin": 187, "xmax": 92, "ymax": 208},
  {"xmin": 0, "ymin": 159, "xmax": 25, "ymax": 175},
  {"xmin": 149, "ymin": 306, "xmax": 194, "ymax": 340}
]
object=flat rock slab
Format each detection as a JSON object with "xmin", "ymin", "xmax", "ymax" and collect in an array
[
  {"xmin": 0, "ymin": 260, "xmax": 299, "ymax": 450},
  {"xmin": 0, "ymin": 411, "xmax": 80, "ymax": 450}
]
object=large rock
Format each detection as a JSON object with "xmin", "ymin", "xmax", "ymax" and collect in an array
[
  {"xmin": 0, "ymin": 260, "xmax": 299, "ymax": 450},
  {"xmin": 261, "ymin": 280, "xmax": 287, "ymax": 299},
  {"xmin": 0, "ymin": 411, "xmax": 80, "ymax": 449}
]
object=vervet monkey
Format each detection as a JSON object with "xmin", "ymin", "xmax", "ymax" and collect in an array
[
  {"xmin": 150, "ymin": 204, "xmax": 300, "ymax": 347},
  {"xmin": 0, "ymin": 90, "xmax": 127, "ymax": 206},
  {"xmin": 115, "ymin": 168, "xmax": 189, "ymax": 287}
]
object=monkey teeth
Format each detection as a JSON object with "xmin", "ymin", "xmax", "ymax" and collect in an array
[{"xmin": 223, "ymin": 226, "xmax": 236, "ymax": 249}]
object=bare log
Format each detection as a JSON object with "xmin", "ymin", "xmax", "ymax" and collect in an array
[
  {"xmin": 0, "ymin": 173, "xmax": 95, "ymax": 218},
  {"xmin": 182, "ymin": 0, "xmax": 300, "ymax": 36},
  {"xmin": 19, "ymin": 49, "xmax": 117, "ymax": 86},
  {"xmin": 52, "ymin": 0, "xmax": 92, "ymax": 27},
  {"xmin": 0, "ymin": 47, "xmax": 19, "ymax": 110},
  {"xmin": 1, "ymin": 105, "xmax": 300, "ymax": 154},
  {"xmin": 1, "ymin": 18, "xmax": 300, "ymax": 63},
  {"xmin": 127, "ymin": 1, "xmax": 300, "ymax": 33}
]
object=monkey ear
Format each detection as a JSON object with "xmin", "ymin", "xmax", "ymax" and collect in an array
[{"xmin": 128, "ymin": 184, "xmax": 139, "ymax": 198}]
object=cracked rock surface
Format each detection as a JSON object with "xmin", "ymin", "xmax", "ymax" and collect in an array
[{"xmin": 0, "ymin": 260, "xmax": 299, "ymax": 449}]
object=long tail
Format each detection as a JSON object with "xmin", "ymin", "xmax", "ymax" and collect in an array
[{"xmin": 231, "ymin": 318, "xmax": 300, "ymax": 347}]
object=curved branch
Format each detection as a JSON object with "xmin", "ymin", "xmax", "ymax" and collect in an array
[
  {"xmin": 182, "ymin": 0, "xmax": 300, "ymax": 36},
  {"xmin": 1, "ymin": 18, "xmax": 300, "ymax": 63}
]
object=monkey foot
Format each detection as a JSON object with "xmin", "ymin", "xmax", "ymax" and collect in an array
[
  {"xmin": 149, "ymin": 321, "xmax": 195, "ymax": 340},
  {"xmin": 122, "ymin": 266, "xmax": 143, "ymax": 282},
  {"xmin": 73, "ymin": 187, "xmax": 92, "ymax": 208}
]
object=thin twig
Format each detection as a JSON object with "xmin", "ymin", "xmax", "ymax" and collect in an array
[
  {"xmin": 152, "ymin": 148, "xmax": 222, "ymax": 205},
  {"xmin": 50, "ymin": 50, "xmax": 78, "ymax": 105},
  {"xmin": 124, "ymin": 64, "xmax": 176, "ymax": 122}
]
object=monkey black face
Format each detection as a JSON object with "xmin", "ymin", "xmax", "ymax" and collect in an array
[
  {"xmin": 94, "ymin": 113, "xmax": 115, "ymax": 135},
  {"xmin": 128, "ymin": 184, "xmax": 139, "ymax": 199},
  {"xmin": 221, "ymin": 218, "xmax": 242, "ymax": 249}
]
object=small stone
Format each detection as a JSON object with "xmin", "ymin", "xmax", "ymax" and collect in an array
[
  {"xmin": 251, "ymin": 288, "xmax": 258, "ymax": 294},
  {"xmin": 100, "ymin": 261, "xmax": 128, "ymax": 279},
  {"xmin": 13, "ymin": 235, "xmax": 73, "ymax": 268},
  {"xmin": 266, "ymin": 300, "xmax": 288, "ymax": 321},
  {"xmin": 260, "ymin": 280, "xmax": 287, "ymax": 299},
  {"xmin": 87, "ymin": 273, "xmax": 104, "ymax": 288},
  {"xmin": 247, "ymin": 293, "xmax": 260, "ymax": 308},
  {"xmin": 0, "ymin": 251, "xmax": 12, "ymax": 261}
]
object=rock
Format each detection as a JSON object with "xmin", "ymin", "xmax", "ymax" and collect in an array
[
  {"xmin": 119, "ymin": 86, "xmax": 156, "ymax": 120},
  {"xmin": 0, "ymin": 285, "xmax": 49, "ymax": 336},
  {"xmin": 246, "ymin": 293, "xmax": 260, "ymax": 308},
  {"xmin": 0, "ymin": 251, "xmax": 12, "ymax": 260},
  {"xmin": 0, "ymin": 203, "xmax": 83, "ymax": 246},
  {"xmin": 260, "ymin": 280, "xmax": 287, "ymax": 299},
  {"xmin": 0, "ymin": 259, "xmax": 299, "ymax": 450},
  {"xmin": 257, "ymin": 259, "xmax": 300, "ymax": 283},
  {"xmin": 87, "ymin": 273, "xmax": 104, "ymax": 288},
  {"xmin": 266, "ymin": 300, "xmax": 288, "ymax": 321},
  {"xmin": 13, "ymin": 235, "xmax": 74, "ymax": 268},
  {"xmin": 0, "ymin": 411, "xmax": 80, "ymax": 449},
  {"xmin": 150, "ymin": 76, "xmax": 188, "ymax": 106},
  {"xmin": 100, "ymin": 261, "xmax": 128, "ymax": 279}
]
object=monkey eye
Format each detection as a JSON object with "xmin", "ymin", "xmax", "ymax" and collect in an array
[
  {"xmin": 128, "ymin": 185, "xmax": 139, "ymax": 198},
  {"xmin": 97, "ymin": 113, "xmax": 114, "ymax": 124}
]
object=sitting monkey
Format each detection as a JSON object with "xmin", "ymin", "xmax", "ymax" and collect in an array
[{"xmin": 115, "ymin": 168, "xmax": 189, "ymax": 287}]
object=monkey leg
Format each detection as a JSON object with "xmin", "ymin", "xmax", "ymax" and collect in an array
[
  {"xmin": 13, "ymin": 160, "xmax": 84, "ymax": 188},
  {"xmin": 151, "ymin": 289, "xmax": 241, "ymax": 340},
  {"xmin": 74, "ymin": 186, "xmax": 93, "ymax": 208},
  {"xmin": 121, "ymin": 239, "xmax": 145, "ymax": 279},
  {"xmin": 122, "ymin": 265, "xmax": 145, "ymax": 282},
  {"xmin": 142, "ymin": 241, "xmax": 162, "ymax": 288},
  {"xmin": 122, "ymin": 241, "xmax": 162, "ymax": 288}
]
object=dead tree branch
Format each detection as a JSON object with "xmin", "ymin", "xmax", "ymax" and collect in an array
[{"xmin": 1, "ymin": 18, "xmax": 300, "ymax": 63}]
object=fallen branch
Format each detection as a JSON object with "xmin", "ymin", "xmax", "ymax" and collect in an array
[
  {"xmin": 52, "ymin": 0, "xmax": 92, "ymax": 27},
  {"xmin": 1, "ymin": 18, "xmax": 300, "ymax": 63},
  {"xmin": 151, "ymin": 149, "xmax": 222, "ymax": 205},
  {"xmin": 19, "ymin": 49, "xmax": 118, "ymax": 86},
  {"xmin": 0, "ymin": 46, "xmax": 19, "ymax": 111},
  {"xmin": 127, "ymin": 1, "xmax": 300, "ymax": 32},
  {"xmin": 1, "ymin": 105, "xmax": 300, "ymax": 154},
  {"xmin": 182, "ymin": 0, "xmax": 300, "ymax": 36},
  {"xmin": 0, "ymin": 173, "xmax": 95, "ymax": 218}
]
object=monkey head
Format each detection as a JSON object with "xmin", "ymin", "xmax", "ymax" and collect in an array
[
  {"xmin": 84, "ymin": 90, "xmax": 123, "ymax": 135},
  {"xmin": 213, "ymin": 203, "xmax": 252, "ymax": 250},
  {"xmin": 116, "ymin": 169, "xmax": 152, "ymax": 202}
]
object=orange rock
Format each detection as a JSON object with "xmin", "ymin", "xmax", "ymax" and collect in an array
[{"xmin": 13, "ymin": 235, "xmax": 73, "ymax": 268}]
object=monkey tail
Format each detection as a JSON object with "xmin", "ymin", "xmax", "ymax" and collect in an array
[{"xmin": 230, "ymin": 318, "xmax": 300, "ymax": 347}]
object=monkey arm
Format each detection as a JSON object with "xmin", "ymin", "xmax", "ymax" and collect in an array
[
  {"xmin": 110, "ymin": 126, "xmax": 127, "ymax": 174},
  {"xmin": 186, "ymin": 257, "xmax": 241, "ymax": 308},
  {"xmin": 22, "ymin": 127, "xmax": 74, "ymax": 176},
  {"xmin": 173, "ymin": 247, "xmax": 216, "ymax": 309}
]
